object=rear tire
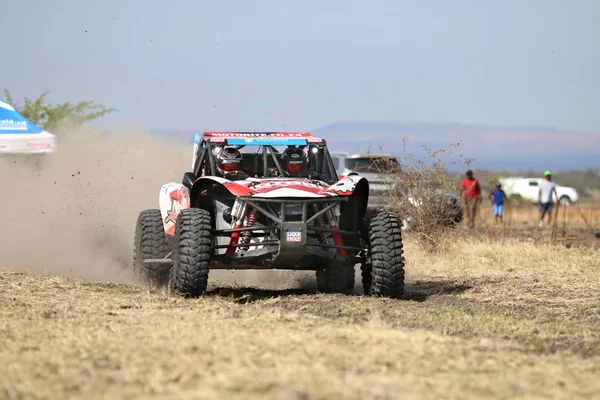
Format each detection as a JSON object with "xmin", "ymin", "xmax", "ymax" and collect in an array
[
  {"xmin": 362, "ymin": 211, "xmax": 405, "ymax": 299},
  {"xmin": 169, "ymin": 208, "xmax": 213, "ymax": 297},
  {"xmin": 133, "ymin": 209, "xmax": 172, "ymax": 287}
]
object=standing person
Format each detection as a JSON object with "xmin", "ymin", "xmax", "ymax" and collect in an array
[
  {"xmin": 460, "ymin": 169, "xmax": 482, "ymax": 228},
  {"xmin": 489, "ymin": 181, "xmax": 508, "ymax": 224},
  {"xmin": 538, "ymin": 170, "xmax": 558, "ymax": 228}
]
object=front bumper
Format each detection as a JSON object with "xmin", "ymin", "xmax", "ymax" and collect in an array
[{"xmin": 211, "ymin": 197, "xmax": 363, "ymax": 270}]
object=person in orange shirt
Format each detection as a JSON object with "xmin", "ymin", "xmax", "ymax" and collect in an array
[{"xmin": 460, "ymin": 169, "xmax": 482, "ymax": 228}]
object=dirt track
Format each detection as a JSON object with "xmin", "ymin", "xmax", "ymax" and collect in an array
[{"xmin": 1, "ymin": 238, "xmax": 599, "ymax": 399}]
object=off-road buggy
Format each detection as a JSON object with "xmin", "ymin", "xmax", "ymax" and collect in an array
[{"xmin": 133, "ymin": 132, "xmax": 405, "ymax": 298}]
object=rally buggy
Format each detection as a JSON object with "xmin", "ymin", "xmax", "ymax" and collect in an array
[{"xmin": 133, "ymin": 132, "xmax": 405, "ymax": 298}]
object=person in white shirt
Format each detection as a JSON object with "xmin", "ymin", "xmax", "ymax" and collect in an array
[{"xmin": 538, "ymin": 170, "xmax": 558, "ymax": 228}]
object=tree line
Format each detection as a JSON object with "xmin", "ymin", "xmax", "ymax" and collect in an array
[{"xmin": 3, "ymin": 89, "xmax": 117, "ymax": 131}]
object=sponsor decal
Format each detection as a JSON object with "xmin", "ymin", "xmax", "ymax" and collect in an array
[
  {"xmin": 0, "ymin": 119, "xmax": 28, "ymax": 130},
  {"xmin": 236, "ymin": 136, "xmax": 296, "ymax": 141},
  {"xmin": 26, "ymin": 142, "xmax": 52, "ymax": 149},
  {"xmin": 286, "ymin": 231, "xmax": 302, "ymax": 242},
  {"xmin": 226, "ymin": 138, "xmax": 307, "ymax": 146},
  {"xmin": 204, "ymin": 132, "xmax": 311, "ymax": 138},
  {"xmin": 306, "ymin": 137, "xmax": 324, "ymax": 143},
  {"xmin": 164, "ymin": 186, "xmax": 190, "ymax": 224},
  {"xmin": 164, "ymin": 210, "xmax": 178, "ymax": 224}
]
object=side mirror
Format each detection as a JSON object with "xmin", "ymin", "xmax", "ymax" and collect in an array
[{"xmin": 182, "ymin": 172, "xmax": 196, "ymax": 189}]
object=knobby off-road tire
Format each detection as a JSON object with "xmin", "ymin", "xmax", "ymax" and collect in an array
[
  {"xmin": 362, "ymin": 211, "xmax": 405, "ymax": 299},
  {"xmin": 169, "ymin": 208, "xmax": 213, "ymax": 298},
  {"xmin": 361, "ymin": 262, "xmax": 373, "ymax": 295},
  {"xmin": 133, "ymin": 209, "xmax": 172, "ymax": 287},
  {"xmin": 316, "ymin": 262, "xmax": 355, "ymax": 294},
  {"xmin": 346, "ymin": 265, "xmax": 356, "ymax": 290}
]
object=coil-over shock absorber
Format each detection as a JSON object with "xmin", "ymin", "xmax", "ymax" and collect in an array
[
  {"xmin": 238, "ymin": 211, "xmax": 257, "ymax": 251},
  {"xmin": 313, "ymin": 203, "xmax": 347, "ymax": 255},
  {"xmin": 227, "ymin": 200, "xmax": 247, "ymax": 254},
  {"xmin": 312, "ymin": 204, "xmax": 328, "ymax": 244}
]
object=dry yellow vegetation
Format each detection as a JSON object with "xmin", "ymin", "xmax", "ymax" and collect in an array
[
  {"xmin": 477, "ymin": 201, "xmax": 599, "ymax": 232},
  {"xmin": 1, "ymin": 238, "xmax": 598, "ymax": 400}
]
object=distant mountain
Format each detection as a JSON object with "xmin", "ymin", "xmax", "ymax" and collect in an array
[
  {"xmin": 312, "ymin": 121, "xmax": 600, "ymax": 171},
  {"xmin": 151, "ymin": 121, "xmax": 600, "ymax": 171}
]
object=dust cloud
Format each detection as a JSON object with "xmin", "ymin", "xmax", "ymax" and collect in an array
[
  {"xmin": 0, "ymin": 124, "xmax": 188, "ymax": 283},
  {"xmin": 0, "ymin": 125, "xmax": 320, "ymax": 290}
]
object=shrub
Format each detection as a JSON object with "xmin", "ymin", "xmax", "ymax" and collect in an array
[{"xmin": 370, "ymin": 139, "xmax": 476, "ymax": 251}]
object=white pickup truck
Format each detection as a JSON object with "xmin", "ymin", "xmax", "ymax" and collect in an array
[{"xmin": 498, "ymin": 177, "xmax": 579, "ymax": 206}]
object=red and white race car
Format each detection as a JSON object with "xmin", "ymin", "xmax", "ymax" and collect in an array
[{"xmin": 133, "ymin": 132, "xmax": 405, "ymax": 298}]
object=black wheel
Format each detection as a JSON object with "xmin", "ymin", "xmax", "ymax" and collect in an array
[
  {"xmin": 362, "ymin": 211, "xmax": 405, "ymax": 299},
  {"xmin": 169, "ymin": 208, "xmax": 213, "ymax": 297},
  {"xmin": 361, "ymin": 261, "xmax": 373, "ymax": 294},
  {"xmin": 346, "ymin": 265, "xmax": 356, "ymax": 290},
  {"xmin": 316, "ymin": 261, "xmax": 355, "ymax": 294},
  {"xmin": 133, "ymin": 209, "xmax": 172, "ymax": 287}
]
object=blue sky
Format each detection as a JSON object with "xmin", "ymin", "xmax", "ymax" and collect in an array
[{"xmin": 3, "ymin": 0, "xmax": 599, "ymax": 132}]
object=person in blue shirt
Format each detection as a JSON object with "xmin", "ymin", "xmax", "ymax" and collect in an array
[{"xmin": 489, "ymin": 181, "xmax": 509, "ymax": 224}]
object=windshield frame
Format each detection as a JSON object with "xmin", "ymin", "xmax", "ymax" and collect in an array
[{"xmin": 193, "ymin": 140, "xmax": 339, "ymax": 184}]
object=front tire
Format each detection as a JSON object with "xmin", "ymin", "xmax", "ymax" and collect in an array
[
  {"xmin": 133, "ymin": 209, "xmax": 172, "ymax": 287},
  {"xmin": 346, "ymin": 265, "xmax": 356, "ymax": 290},
  {"xmin": 169, "ymin": 208, "xmax": 213, "ymax": 297},
  {"xmin": 362, "ymin": 211, "xmax": 405, "ymax": 299}
]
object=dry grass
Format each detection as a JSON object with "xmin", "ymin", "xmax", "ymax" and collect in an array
[
  {"xmin": 1, "ymin": 238, "xmax": 599, "ymax": 400},
  {"xmin": 477, "ymin": 202, "xmax": 600, "ymax": 232},
  {"xmin": 467, "ymin": 203, "xmax": 600, "ymax": 250}
]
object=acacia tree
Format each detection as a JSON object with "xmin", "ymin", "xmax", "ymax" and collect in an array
[{"xmin": 3, "ymin": 89, "xmax": 117, "ymax": 132}]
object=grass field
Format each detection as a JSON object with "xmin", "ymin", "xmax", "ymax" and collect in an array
[
  {"xmin": 471, "ymin": 202, "xmax": 600, "ymax": 249},
  {"xmin": 1, "ymin": 236, "xmax": 599, "ymax": 399}
]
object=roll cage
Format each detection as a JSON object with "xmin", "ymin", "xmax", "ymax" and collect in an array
[{"xmin": 191, "ymin": 132, "xmax": 339, "ymax": 184}]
